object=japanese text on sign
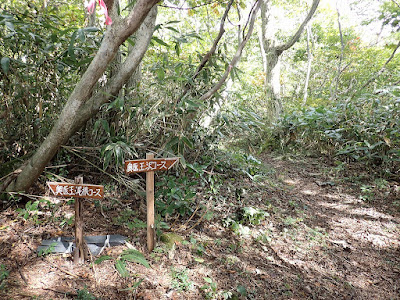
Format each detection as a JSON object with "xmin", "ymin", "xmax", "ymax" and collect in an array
[
  {"xmin": 47, "ymin": 182, "xmax": 104, "ymax": 199},
  {"xmin": 125, "ymin": 158, "xmax": 179, "ymax": 174}
]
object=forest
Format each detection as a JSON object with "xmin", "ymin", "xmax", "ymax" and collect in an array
[{"xmin": 0, "ymin": 0, "xmax": 399, "ymax": 299}]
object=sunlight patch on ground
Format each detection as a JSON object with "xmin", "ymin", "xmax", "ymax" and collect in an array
[
  {"xmin": 282, "ymin": 178, "xmax": 300, "ymax": 186},
  {"xmin": 315, "ymin": 198, "xmax": 400, "ymax": 249},
  {"xmin": 301, "ymin": 189, "xmax": 317, "ymax": 196},
  {"xmin": 323, "ymin": 193, "xmax": 341, "ymax": 200},
  {"xmin": 20, "ymin": 259, "xmax": 67, "ymax": 293},
  {"xmin": 333, "ymin": 217, "xmax": 398, "ymax": 248},
  {"xmin": 318, "ymin": 200, "xmax": 396, "ymax": 222}
]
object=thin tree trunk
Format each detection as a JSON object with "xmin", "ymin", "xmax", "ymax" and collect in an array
[
  {"xmin": 177, "ymin": 0, "xmax": 234, "ymax": 103},
  {"xmin": 303, "ymin": 23, "xmax": 313, "ymax": 105},
  {"xmin": 330, "ymin": 1, "xmax": 344, "ymax": 100},
  {"xmin": 200, "ymin": 1, "xmax": 261, "ymax": 101},
  {"xmin": 4, "ymin": 2, "xmax": 159, "ymax": 193},
  {"xmin": 260, "ymin": 0, "xmax": 320, "ymax": 120},
  {"xmin": 201, "ymin": 4, "xmax": 242, "ymax": 128}
]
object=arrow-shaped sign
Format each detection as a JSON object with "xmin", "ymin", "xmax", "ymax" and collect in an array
[
  {"xmin": 47, "ymin": 182, "xmax": 104, "ymax": 199},
  {"xmin": 125, "ymin": 157, "xmax": 179, "ymax": 174}
]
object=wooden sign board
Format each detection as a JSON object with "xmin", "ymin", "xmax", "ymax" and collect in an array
[
  {"xmin": 47, "ymin": 182, "xmax": 104, "ymax": 199},
  {"xmin": 125, "ymin": 155, "xmax": 179, "ymax": 252},
  {"xmin": 125, "ymin": 157, "xmax": 179, "ymax": 174}
]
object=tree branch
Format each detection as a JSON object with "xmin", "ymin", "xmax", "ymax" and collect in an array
[
  {"xmin": 176, "ymin": 0, "xmax": 234, "ymax": 103},
  {"xmin": 276, "ymin": 0, "xmax": 320, "ymax": 52},
  {"xmin": 352, "ymin": 39, "xmax": 400, "ymax": 98},
  {"xmin": 4, "ymin": 1, "xmax": 160, "ymax": 192},
  {"xmin": 192, "ymin": 0, "xmax": 234, "ymax": 81},
  {"xmin": 200, "ymin": 0, "xmax": 261, "ymax": 101}
]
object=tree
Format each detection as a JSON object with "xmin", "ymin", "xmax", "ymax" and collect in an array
[
  {"xmin": 2, "ymin": 0, "xmax": 262, "ymax": 193},
  {"xmin": 259, "ymin": 0, "xmax": 320, "ymax": 120},
  {"xmin": 2, "ymin": 0, "xmax": 160, "ymax": 193}
]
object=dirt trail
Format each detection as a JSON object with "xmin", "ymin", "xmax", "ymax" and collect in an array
[
  {"xmin": 256, "ymin": 154, "xmax": 400, "ymax": 299},
  {"xmin": 0, "ymin": 153, "xmax": 399, "ymax": 299}
]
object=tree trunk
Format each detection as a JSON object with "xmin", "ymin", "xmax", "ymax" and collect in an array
[
  {"xmin": 260, "ymin": 0, "xmax": 320, "ymax": 120},
  {"xmin": 4, "ymin": 1, "xmax": 159, "ymax": 193},
  {"xmin": 330, "ymin": 1, "xmax": 344, "ymax": 101},
  {"xmin": 303, "ymin": 23, "xmax": 313, "ymax": 105},
  {"xmin": 265, "ymin": 48, "xmax": 282, "ymax": 119}
]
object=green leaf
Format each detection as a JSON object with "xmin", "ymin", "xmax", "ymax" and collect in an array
[
  {"xmin": 181, "ymin": 137, "xmax": 194, "ymax": 149},
  {"xmin": 204, "ymin": 277, "xmax": 213, "ymax": 284},
  {"xmin": 1, "ymin": 57, "xmax": 10, "ymax": 74},
  {"xmin": 152, "ymin": 36, "xmax": 169, "ymax": 47},
  {"xmin": 237, "ymin": 285, "xmax": 248, "ymax": 296},
  {"xmin": 77, "ymin": 28, "xmax": 85, "ymax": 42},
  {"xmin": 115, "ymin": 259, "xmax": 130, "ymax": 278},
  {"xmin": 94, "ymin": 255, "xmax": 113, "ymax": 264},
  {"xmin": 68, "ymin": 30, "xmax": 78, "ymax": 60},
  {"xmin": 83, "ymin": 27, "xmax": 99, "ymax": 32},
  {"xmin": 156, "ymin": 68, "xmax": 165, "ymax": 80},
  {"xmin": 103, "ymin": 150, "xmax": 112, "ymax": 170},
  {"xmin": 5, "ymin": 21, "xmax": 14, "ymax": 31},
  {"xmin": 194, "ymin": 257, "xmax": 204, "ymax": 263},
  {"xmin": 165, "ymin": 136, "xmax": 179, "ymax": 149},
  {"xmin": 126, "ymin": 38, "xmax": 135, "ymax": 47},
  {"xmin": 121, "ymin": 249, "xmax": 150, "ymax": 268},
  {"xmin": 165, "ymin": 26, "xmax": 179, "ymax": 33},
  {"xmin": 175, "ymin": 43, "xmax": 181, "ymax": 56},
  {"xmin": 119, "ymin": 279, "xmax": 144, "ymax": 291}
]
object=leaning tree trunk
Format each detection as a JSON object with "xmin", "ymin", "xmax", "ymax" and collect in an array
[
  {"xmin": 260, "ymin": 0, "xmax": 320, "ymax": 121},
  {"xmin": 3, "ymin": 1, "xmax": 159, "ymax": 193}
]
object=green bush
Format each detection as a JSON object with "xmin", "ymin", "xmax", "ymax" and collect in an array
[{"xmin": 266, "ymin": 87, "xmax": 400, "ymax": 178}]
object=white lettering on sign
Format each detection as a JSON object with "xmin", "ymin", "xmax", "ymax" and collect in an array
[
  {"xmin": 157, "ymin": 161, "xmax": 167, "ymax": 170},
  {"xmin": 125, "ymin": 157, "xmax": 179, "ymax": 174},
  {"xmin": 47, "ymin": 182, "xmax": 104, "ymax": 199}
]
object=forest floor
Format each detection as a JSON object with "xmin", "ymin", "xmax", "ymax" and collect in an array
[{"xmin": 0, "ymin": 152, "xmax": 399, "ymax": 299}]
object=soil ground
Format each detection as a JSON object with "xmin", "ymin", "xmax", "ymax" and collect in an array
[{"xmin": 0, "ymin": 153, "xmax": 399, "ymax": 299}]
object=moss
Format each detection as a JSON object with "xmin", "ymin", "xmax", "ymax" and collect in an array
[{"xmin": 160, "ymin": 232, "xmax": 184, "ymax": 249}]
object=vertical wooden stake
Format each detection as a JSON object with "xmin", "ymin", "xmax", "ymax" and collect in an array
[
  {"xmin": 146, "ymin": 153, "xmax": 155, "ymax": 252},
  {"xmin": 74, "ymin": 176, "xmax": 85, "ymax": 264}
]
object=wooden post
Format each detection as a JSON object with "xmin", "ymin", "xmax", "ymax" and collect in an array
[
  {"xmin": 146, "ymin": 153, "xmax": 155, "ymax": 252},
  {"xmin": 74, "ymin": 176, "xmax": 85, "ymax": 264}
]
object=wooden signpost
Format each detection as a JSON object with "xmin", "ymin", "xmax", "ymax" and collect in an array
[
  {"xmin": 47, "ymin": 178, "xmax": 104, "ymax": 264},
  {"xmin": 125, "ymin": 154, "xmax": 179, "ymax": 252}
]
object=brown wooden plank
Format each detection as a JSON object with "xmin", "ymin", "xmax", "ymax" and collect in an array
[
  {"xmin": 47, "ymin": 182, "xmax": 104, "ymax": 199},
  {"xmin": 146, "ymin": 153, "xmax": 155, "ymax": 252},
  {"xmin": 73, "ymin": 176, "xmax": 86, "ymax": 264},
  {"xmin": 125, "ymin": 157, "xmax": 179, "ymax": 174}
]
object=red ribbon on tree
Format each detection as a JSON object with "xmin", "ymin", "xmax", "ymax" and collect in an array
[{"xmin": 85, "ymin": 0, "xmax": 112, "ymax": 25}]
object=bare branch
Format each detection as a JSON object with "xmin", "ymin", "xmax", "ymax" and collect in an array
[
  {"xmin": 177, "ymin": 0, "xmax": 234, "ymax": 102},
  {"xmin": 200, "ymin": 0, "xmax": 261, "ymax": 101},
  {"xmin": 352, "ymin": 39, "xmax": 400, "ymax": 98},
  {"xmin": 192, "ymin": 0, "xmax": 234, "ymax": 81},
  {"xmin": 276, "ymin": 0, "xmax": 320, "ymax": 52}
]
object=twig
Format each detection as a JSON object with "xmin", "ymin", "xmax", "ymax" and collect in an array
[
  {"xmin": 184, "ymin": 204, "xmax": 210, "ymax": 233},
  {"xmin": 349, "ymin": 39, "xmax": 400, "ymax": 100},
  {"xmin": 45, "ymin": 172, "xmax": 71, "ymax": 183},
  {"xmin": 42, "ymin": 287, "xmax": 76, "ymax": 296},
  {"xmin": 8, "ymin": 192, "xmax": 46, "ymax": 200},
  {"xmin": 62, "ymin": 146, "xmax": 143, "ymax": 193},
  {"xmin": 45, "ymin": 164, "xmax": 68, "ymax": 169},
  {"xmin": 88, "ymin": 249, "xmax": 99, "ymax": 287},
  {"xmin": 43, "ymin": 259, "xmax": 79, "ymax": 278},
  {"xmin": 160, "ymin": 0, "xmax": 222, "ymax": 11},
  {"xmin": 15, "ymin": 260, "xmax": 28, "ymax": 285},
  {"xmin": 174, "ymin": 203, "xmax": 201, "ymax": 232}
]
